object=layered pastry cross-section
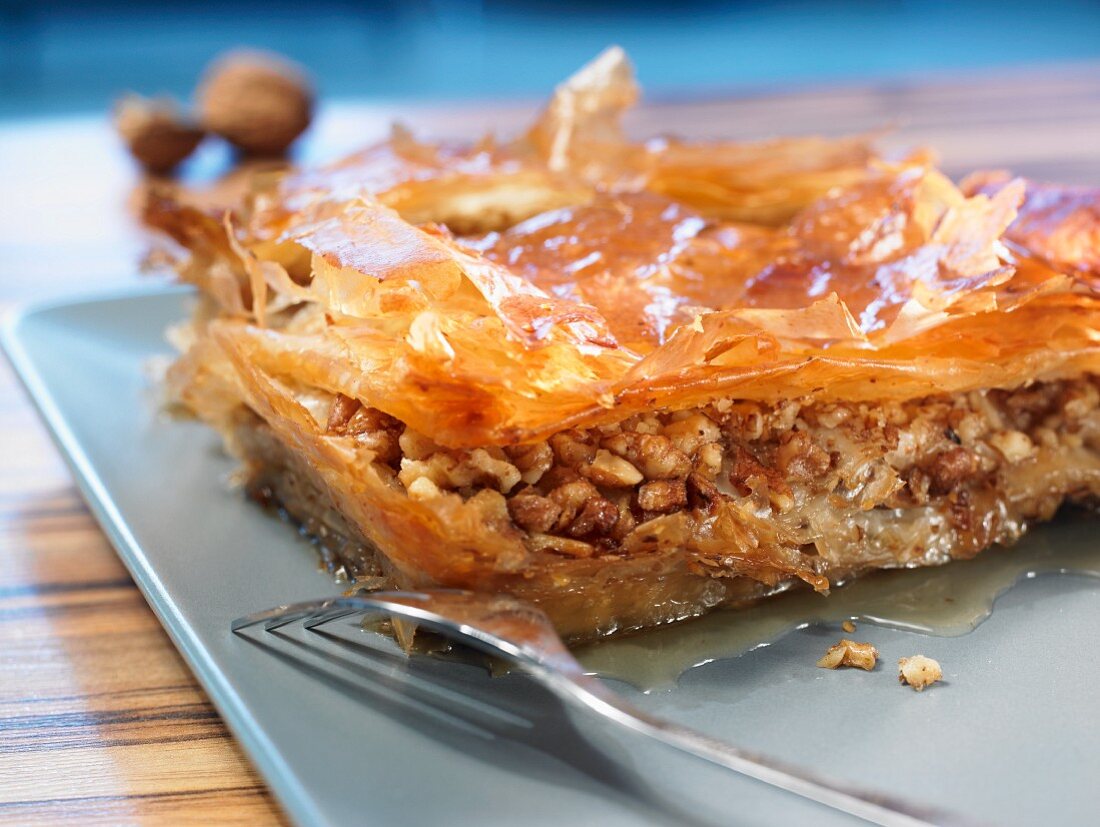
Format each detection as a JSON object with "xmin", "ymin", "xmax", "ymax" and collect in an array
[{"xmin": 149, "ymin": 49, "xmax": 1100, "ymax": 639}]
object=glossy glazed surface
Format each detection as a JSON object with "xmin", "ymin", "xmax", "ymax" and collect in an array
[{"xmin": 152, "ymin": 50, "xmax": 1100, "ymax": 449}]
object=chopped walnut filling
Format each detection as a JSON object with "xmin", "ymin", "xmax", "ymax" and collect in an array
[
  {"xmin": 817, "ymin": 639, "xmax": 879, "ymax": 671},
  {"xmin": 325, "ymin": 394, "xmax": 403, "ymax": 465},
  {"xmin": 898, "ymin": 655, "xmax": 943, "ymax": 691},
  {"xmin": 321, "ymin": 377, "xmax": 1100, "ymax": 566}
]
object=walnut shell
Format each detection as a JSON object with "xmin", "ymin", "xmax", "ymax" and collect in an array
[
  {"xmin": 114, "ymin": 95, "xmax": 204, "ymax": 174},
  {"xmin": 197, "ymin": 50, "xmax": 313, "ymax": 156}
]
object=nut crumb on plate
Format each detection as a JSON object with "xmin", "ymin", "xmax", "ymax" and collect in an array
[
  {"xmin": 841, "ymin": 619, "xmax": 856, "ymax": 633},
  {"xmin": 898, "ymin": 655, "xmax": 943, "ymax": 691},
  {"xmin": 816, "ymin": 639, "xmax": 878, "ymax": 671}
]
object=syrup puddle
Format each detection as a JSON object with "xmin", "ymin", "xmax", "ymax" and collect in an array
[{"xmin": 574, "ymin": 511, "xmax": 1100, "ymax": 691}]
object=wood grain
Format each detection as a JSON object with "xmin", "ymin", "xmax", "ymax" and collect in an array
[
  {"xmin": 0, "ymin": 355, "xmax": 287, "ymax": 826},
  {"xmin": 1, "ymin": 65, "xmax": 1098, "ymax": 825}
]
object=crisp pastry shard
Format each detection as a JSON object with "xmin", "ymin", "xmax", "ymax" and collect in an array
[{"xmin": 149, "ymin": 48, "xmax": 1100, "ymax": 640}]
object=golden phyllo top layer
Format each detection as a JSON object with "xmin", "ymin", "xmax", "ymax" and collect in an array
[{"xmin": 149, "ymin": 47, "xmax": 1100, "ymax": 448}]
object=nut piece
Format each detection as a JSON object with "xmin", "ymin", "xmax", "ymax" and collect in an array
[
  {"xmin": 816, "ymin": 639, "xmax": 879, "ymax": 671},
  {"xmin": 507, "ymin": 489, "xmax": 563, "ymax": 534},
  {"xmin": 841, "ymin": 620, "xmax": 856, "ymax": 633},
  {"xmin": 114, "ymin": 95, "xmax": 204, "ymax": 174},
  {"xmin": 504, "ymin": 443, "xmax": 553, "ymax": 485},
  {"xmin": 198, "ymin": 50, "xmax": 313, "ymax": 156},
  {"xmin": 581, "ymin": 449, "xmax": 644, "ymax": 488},
  {"xmin": 636, "ymin": 479, "xmax": 688, "ymax": 513},
  {"xmin": 988, "ymin": 430, "xmax": 1037, "ymax": 464},
  {"xmin": 898, "ymin": 655, "xmax": 943, "ymax": 691},
  {"xmin": 405, "ymin": 476, "xmax": 443, "ymax": 502},
  {"xmin": 603, "ymin": 432, "xmax": 691, "ymax": 480}
]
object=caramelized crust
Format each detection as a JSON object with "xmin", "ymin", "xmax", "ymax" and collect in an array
[{"xmin": 150, "ymin": 48, "xmax": 1100, "ymax": 638}]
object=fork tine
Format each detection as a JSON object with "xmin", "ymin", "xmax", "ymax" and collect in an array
[
  {"xmin": 302, "ymin": 606, "xmax": 362, "ymax": 631},
  {"xmin": 231, "ymin": 598, "xmax": 336, "ymax": 633},
  {"xmin": 264, "ymin": 608, "xmax": 323, "ymax": 632}
]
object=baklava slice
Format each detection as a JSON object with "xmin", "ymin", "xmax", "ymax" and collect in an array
[{"xmin": 150, "ymin": 49, "xmax": 1100, "ymax": 639}]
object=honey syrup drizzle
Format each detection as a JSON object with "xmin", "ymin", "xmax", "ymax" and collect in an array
[{"xmin": 575, "ymin": 511, "xmax": 1100, "ymax": 691}]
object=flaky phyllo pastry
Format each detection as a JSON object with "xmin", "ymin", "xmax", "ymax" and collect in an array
[{"xmin": 149, "ymin": 48, "xmax": 1100, "ymax": 639}]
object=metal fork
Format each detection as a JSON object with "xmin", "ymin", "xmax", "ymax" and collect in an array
[{"xmin": 233, "ymin": 589, "xmax": 969, "ymax": 827}]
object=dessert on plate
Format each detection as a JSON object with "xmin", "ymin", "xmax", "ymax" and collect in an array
[{"xmin": 148, "ymin": 48, "xmax": 1100, "ymax": 639}]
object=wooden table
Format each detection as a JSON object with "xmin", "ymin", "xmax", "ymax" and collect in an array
[{"xmin": 2, "ymin": 65, "xmax": 1098, "ymax": 825}]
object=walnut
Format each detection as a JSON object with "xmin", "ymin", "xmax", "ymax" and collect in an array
[
  {"xmin": 326, "ymin": 394, "xmax": 362, "ymax": 433},
  {"xmin": 508, "ymin": 490, "xmax": 562, "ymax": 533},
  {"xmin": 925, "ymin": 445, "xmax": 977, "ymax": 496},
  {"xmin": 398, "ymin": 430, "xmax": 442, "ymax": 461},
  {"xmin": 355, "ymin": 429, "xmax": 401, "ymax": 466},
  {"xmin": 398, "ymin": 448, "xmax": 520, "ymax": 494},
  {"xmin": 988, "ymin": 430, "xmax": 1037, "ymax": 464},
  {"xmin": 547, "ymin": 479, "xmax": 601, "ymax": 527},
  {"xmin": 775, "ymin": 430, "xmax": 831, "ymax": 481},
  {"xmin": 566, "ymin": 497, "xmax": 619, "ymax": 538},
  {"xmin": 609, "ymin": 497, "xmax": 637, "ymax": 540},
  {"xmin": 841, "ymin": 620, "xmax": 856, "ymax": 633},
  {"xmin": 547, "ymin": 480, "xmax": 618, "ymax": 538},
  {"xmin": 198, "ymin": 50, "xmax": 313, "ymax": 156},
  {"xmin": 898, "ymin": 655, "xmax": 943, "ymax": 691},
  {"xmin": 114, "ymin": 95, "xmax": 204, "ymax": 174},
  {"xmin": 727, "ymin": 446, "xmax": 778, "ymax": 492},
  {"xmin": 603, "ymin": 432, "xmax": 691, "ymax": 480},
  {"xmin": 504, "ymin": 443, "xmax": 554, "ymax": 485},
  {"xmin": 695, "ymin": 441, "xmax": 724, "ymax": 478},
  {"xmin": 327, "ymin": 396, "xmax": 403, "ymax": 464},
  {"xmin": 344, "ymin": 406, "xmax": 400, "ymax": 437},
  {"xmin": 537, "ymin": 465, "xmax": 582, "ymax": 490},
  {"xmin": 662, "ymin": 413, "xmax": 721, "ymax": 455},
  {"xmin": 549, "ymin": 430, "xmax": 597, "ymax": 469},
  {"xmin": 636, "ymin": 479, "xmax": 688, "ymax": 513},
  {"xmin": 462, "ymin": 449, "xmax": 522, "ymax": 493},
  {"xmin": 405, "ymin": 476, "xmax": 443, "ymax": 501},
  {"xmin": 686, "ymin": 472, "xmax": 721, "ymax": 510},
  {"xmin": 581, "ymin": 449, "xmax": 643, "ymax": 488},
  {"xmin": 816, "ymin": 639, "xmax": 878, "ymax": 671}
]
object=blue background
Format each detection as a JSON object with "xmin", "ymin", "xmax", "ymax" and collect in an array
[{"xmin": 2, "ymin": 1, "xmax": 1099, "ymax": 118}]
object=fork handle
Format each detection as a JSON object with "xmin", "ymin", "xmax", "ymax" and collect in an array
[{"xmin": 537, "ymin": 667, "xmax": 972, "ymax": 827}]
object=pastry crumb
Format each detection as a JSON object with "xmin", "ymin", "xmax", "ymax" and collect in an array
[
  {"xmin": 816, "ymin": 639, "xmax": 878, "ymax": 671},
  {"xmin": 898, "ymin": 655, "xmax": 943, "ymax": 691},
  {"xmin": 841, "ymin": 619, "xmax": 856, "ymax": 633}
]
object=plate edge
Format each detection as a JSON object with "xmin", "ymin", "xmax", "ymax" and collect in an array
[{"xmin": 1, "ymin": 289, "xmax": 326, "ymax": 827}]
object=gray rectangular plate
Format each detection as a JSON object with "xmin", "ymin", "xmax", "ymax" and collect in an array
[{"xmin": 5, "ymin": 286, "xmax": 1099, "ymax": 827}]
